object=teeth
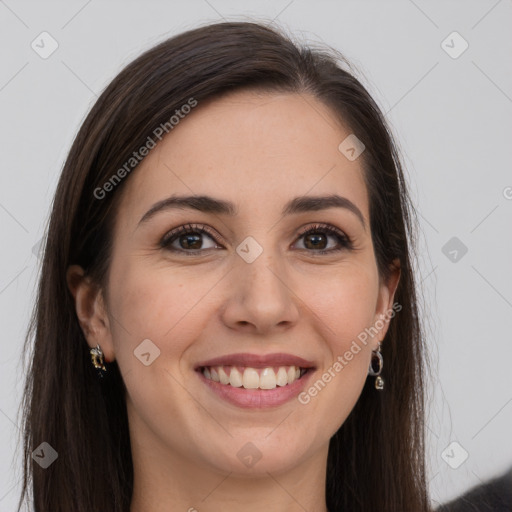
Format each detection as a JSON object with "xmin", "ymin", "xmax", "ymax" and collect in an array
[
  {"xmin": 242, "ymin": 368, "xmax": 259, "ymax": 389},
  {"xmin": 229, "ymin": 367, "xmax": 243, "ymax": 387},
  {"xmin": 259, "ymin": 367, "xmax": 276, "ymax": 389},
  {"xmin": 210, "ymin": 367, "xmax": 220, "ymax": 382},
  {"xmin": 218, "ymin": 367, "xmax": 230, "ymax": 385},
  {"xmin": 276, "ymin": 367, "xmax": 288, "ymax": 386},
  {"xmin": 201, "ymin": 365, "xmax": 307, "ymax": 390}
]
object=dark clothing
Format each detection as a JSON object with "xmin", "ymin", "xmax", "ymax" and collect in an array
[{"xmin": 436, "ymin": 466, "xmax": 512, "ymax": 512}]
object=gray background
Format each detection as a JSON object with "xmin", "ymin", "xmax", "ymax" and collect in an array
[{"xmin": 1, "ymin": 1, "xmax": 511, "ymax": 510}]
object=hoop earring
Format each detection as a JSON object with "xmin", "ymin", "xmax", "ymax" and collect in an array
[
  {"xmin": 90, "ymin": 343, "xmax": 107, "ymax": 379},
  {"xmin": 368, "ymin": 342, "xmax": 384, "ymax": 390}
]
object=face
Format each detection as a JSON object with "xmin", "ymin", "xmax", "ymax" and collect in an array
[{"xmin": 70, "ymin": 90, "xmax": 400, "ymax": 478}]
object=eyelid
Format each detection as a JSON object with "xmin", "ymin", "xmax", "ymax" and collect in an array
[{"xmin": 295, "ymin": 222, "xmax": 350, "ymax": 241}]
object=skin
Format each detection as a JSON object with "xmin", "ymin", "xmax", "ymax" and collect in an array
[{"xmin": 67, "ymin": 90, "xmax": 400, "ymax": 512}]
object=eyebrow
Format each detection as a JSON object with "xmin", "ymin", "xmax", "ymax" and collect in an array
[{"xmin": 138, "ymin": 193, "xmax": 366, "ymax": 230}]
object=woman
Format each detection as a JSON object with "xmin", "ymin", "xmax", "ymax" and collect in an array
[{"xmin": 17, "ymin": 20, "xmax": 432, "ymax": 512}]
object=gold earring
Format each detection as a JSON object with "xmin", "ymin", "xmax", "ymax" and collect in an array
[{"xmin": 90, "ymin": 343, "xmax": 107, "ymax": 378}]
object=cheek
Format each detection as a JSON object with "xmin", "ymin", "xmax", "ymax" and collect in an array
[
  {"xmin": 107, "ymin": 262, "xmax": 220, "ymax": 365},
  {"xmin": 294, "ymin": 269, "xmax": 378, "ymax": 434},
  {"xmin": 106, "ymin": 266, "xmax": 216, "ymax": 431},
  {"xmin": 296, "ymin": 263, "xmax": 379, "ymax": 413},
  {"xmin": 301, "ymin": 263, "xmax": 380, "ymax": 348}
]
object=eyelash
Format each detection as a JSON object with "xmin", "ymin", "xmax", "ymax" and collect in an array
[{"xmin": 160, "ymin": 222, "xmax": 353, "ymax": 256}]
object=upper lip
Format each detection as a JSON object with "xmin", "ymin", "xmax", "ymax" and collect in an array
[{"xmin": 194, "ymin": 352, "xmax": 316, "ymax": 370}]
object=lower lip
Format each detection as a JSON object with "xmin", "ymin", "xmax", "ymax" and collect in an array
[{"xmin": 197, "ymin": 369, "xmax": 315, "ymax": 409}]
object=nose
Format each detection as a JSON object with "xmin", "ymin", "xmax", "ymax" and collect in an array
[{"xmin": 219, "ymin": 243, "xmax": 301, "ymax": 335}]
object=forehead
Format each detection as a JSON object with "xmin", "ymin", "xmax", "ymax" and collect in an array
[{"xmin": 117, "ymin": 90, "xmax": 369, "ymax": 225}]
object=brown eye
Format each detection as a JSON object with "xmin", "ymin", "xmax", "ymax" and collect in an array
[
  {"xmin": 161, "ymin": 223, "xmax": 221, "ymax": 254},
  {"xmin": 175, "ymin": 232, "xmax": 204, "ymax": 250},
  {"xmin": 303, "ymin": 232, "xmax": 328, "ymax": 250},
  {"xmin": 294, "ymin": 224, "xmax": 353, "ymax": 255}
]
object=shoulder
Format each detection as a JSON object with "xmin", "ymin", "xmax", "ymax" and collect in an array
[{"xmin": 436, "ymin": 466, "xmax": 512, "ymax": 512}]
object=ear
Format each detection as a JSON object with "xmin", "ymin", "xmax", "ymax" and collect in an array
[
  {"xmin": 372, "ymin": 258, "xmax": 401, "ymax": 347},
  {"xmin": 66, "ymin": 264, "xmax": 115, "ymax": 363}
]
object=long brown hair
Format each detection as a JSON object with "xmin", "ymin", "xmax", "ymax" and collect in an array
[{"xmin": 17, "ymin": 20, "xmax": 433, "ymax": 512}]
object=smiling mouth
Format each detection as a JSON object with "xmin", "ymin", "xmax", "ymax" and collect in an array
[{"xmin": 197, "ymin": 365, "xmax": 310, "ymax": 390}]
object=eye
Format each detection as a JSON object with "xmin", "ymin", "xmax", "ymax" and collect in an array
[
  {"xmin": 160, "ymin": 223, "xmax": 221, "ymax": 255},
  {"xmin": 160, "ymin": 222, "xmax": 353, "ymax": 256},
  {"xmin": 293, "ymin": 223, "xmax": 353, "ymax": 255}
]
